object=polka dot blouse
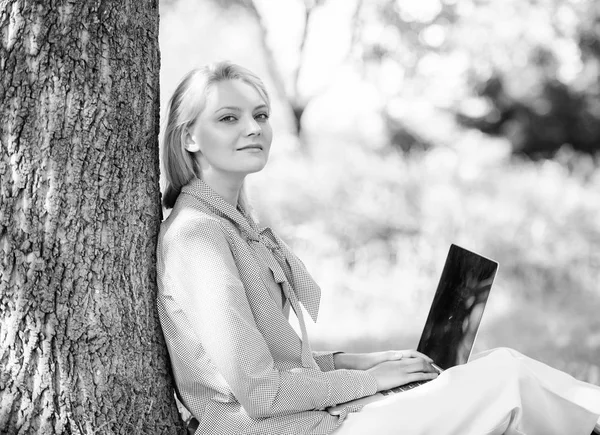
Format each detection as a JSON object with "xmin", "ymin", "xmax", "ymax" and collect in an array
[{"xmin": 156, "ymin": 178, "xmax": 377, "ymax": 435}]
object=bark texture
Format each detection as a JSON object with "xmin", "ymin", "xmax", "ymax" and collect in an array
[{"xmin": 0, "ymin": 1, "xmax": 183, "ymax": 433}]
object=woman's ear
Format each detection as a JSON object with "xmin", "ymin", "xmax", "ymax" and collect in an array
[{"xmin": 183, "ymin": 128, "xmax": 201, "ymax": 153}]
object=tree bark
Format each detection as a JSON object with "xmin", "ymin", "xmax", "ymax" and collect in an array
[{"xmin": 0, "ymin": 1, "xmax": 183, "ymax": 433}]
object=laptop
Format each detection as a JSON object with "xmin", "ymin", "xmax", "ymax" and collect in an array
[{"xmin": 327, "ymin": 244, "xmax": 499, "ymax": 415}]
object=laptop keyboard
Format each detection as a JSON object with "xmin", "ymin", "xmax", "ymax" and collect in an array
[{"xmin": 380, "ymin": 380, "xmax": 429, "ymax": 396}]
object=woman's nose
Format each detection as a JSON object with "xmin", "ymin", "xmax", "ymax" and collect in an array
[{"xmin": 245, "ymin": 116, "xmax": 261, "ymax": 136}]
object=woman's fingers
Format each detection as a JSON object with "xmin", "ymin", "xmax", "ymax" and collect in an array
[
  {"xmin": 398, "ymin": 349, "xmax": 434, "ymax": 363},
  {"xmin": 368, "ymin": 358, "xmax": 439, "ymax": 391},
  {"xmin": 396, "ymin": 357, "xmax": 438, "ymax": 373},
  {"xmin": 405, "ymin": 370, "xmax": 439, "ymax": 384},
  {"xmin": 378, "ymin": 349, "xmax": 435, "ymax": 365}
]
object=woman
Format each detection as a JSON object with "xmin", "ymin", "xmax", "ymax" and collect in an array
[{"xmin": 156, "ymin": 61, "xmax": 600, "ymax": 435}]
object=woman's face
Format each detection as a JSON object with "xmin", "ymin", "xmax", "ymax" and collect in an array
[{"xmin": 185, "ymin": 79, "xmax": 272, "ymax": 180}]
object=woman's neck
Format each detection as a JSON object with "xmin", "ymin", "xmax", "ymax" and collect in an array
[{"xmin": 201, "ymin": 171, "xmax": 244, "ymax": 207}]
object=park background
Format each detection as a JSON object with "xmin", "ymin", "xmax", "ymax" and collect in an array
[{"xmin": 159, "ymin": 0, "xmax": 600, "ymax": 384}]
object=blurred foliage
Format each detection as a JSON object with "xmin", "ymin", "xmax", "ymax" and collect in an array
[
  {"xmin": 160, "ymin": 0, "xmax": 600, "ymax": 384},
  {"xmin": 360, "ymin": 0, "xmax": 600, "ymax": 157},
  {"xmin": 201, "ymin": 0, "xmax": 600, "ymax": 156}
]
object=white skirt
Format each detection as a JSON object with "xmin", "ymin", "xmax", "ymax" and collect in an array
[{"xmin": 335, "ymin": 348, "xmax": 600, "ymax": 435}]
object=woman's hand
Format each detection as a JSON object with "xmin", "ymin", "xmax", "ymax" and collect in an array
[
  {"xmin": 367, "ymin": 356, "xmax": 439, "ymax": 392},
  {"xmin": 334, "ymin": 349, "xmax": 433, "ymax": 371}
]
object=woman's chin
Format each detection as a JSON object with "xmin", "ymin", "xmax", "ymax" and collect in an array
[{"xmin": 240, "ymin": 159, "xmax": 269, "ymax": 175}]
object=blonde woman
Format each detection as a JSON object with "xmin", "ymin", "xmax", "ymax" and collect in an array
[{"xmin": 156, "ymin": 61, "xmax": 600, "ymax": 435}]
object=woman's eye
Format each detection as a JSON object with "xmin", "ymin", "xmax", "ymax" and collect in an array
[
  {"xmin": 220, "ymin": 115, "xmax": 237, "ymax": 122},
  {"xmin": 255, "ymin": 112, "xmax": 269, "ymax": 121}
]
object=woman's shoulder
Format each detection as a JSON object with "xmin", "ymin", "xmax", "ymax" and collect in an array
[{"xmin": 160, "ymin": 204, "xmax": 228, "ymax": 249}]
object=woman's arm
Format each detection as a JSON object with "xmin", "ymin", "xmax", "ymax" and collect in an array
[
  {"xmin": 334, "ymin": 350, "xmax": 433, "ymax": 370},
  {"xmin": 161, "ymin": 216, "xmax": 377, "ymax": 418}
]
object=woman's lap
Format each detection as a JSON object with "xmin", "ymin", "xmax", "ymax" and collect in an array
[{"xmin": 334, "ymin": 348, "xmax": 600, "ymax": 435}]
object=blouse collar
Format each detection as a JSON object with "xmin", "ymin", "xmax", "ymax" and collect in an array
[
  {"xmin": 181, "ymin": 177, "xmax": 259, "ymax": 237},
  {"xmin": 179, "ymin": 177, "xmax": 322, "ymax": 323}
]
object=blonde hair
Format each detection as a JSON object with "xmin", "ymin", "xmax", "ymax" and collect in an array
[{"xmin": 161, "ymin": 61, "xmax": 271, "ymax": 209}]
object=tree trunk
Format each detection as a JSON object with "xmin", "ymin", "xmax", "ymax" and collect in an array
[{"xmin": 0, "ymin": 1, "xmax": 184, "ymax": 433}]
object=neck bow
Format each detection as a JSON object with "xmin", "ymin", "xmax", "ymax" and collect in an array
[{"xmin": 181, "ymin": 179, "xmax": 322, "ymax": 368}]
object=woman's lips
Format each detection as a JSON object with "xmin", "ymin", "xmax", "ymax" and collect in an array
[{"xmin": 237, "ymin": 145, "xmax": 263, "ymax": 151}]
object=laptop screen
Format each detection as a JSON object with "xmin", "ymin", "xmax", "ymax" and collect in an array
[{"xmin": 416, "ymin": 244, "xmax": 498, "ymax": 370}]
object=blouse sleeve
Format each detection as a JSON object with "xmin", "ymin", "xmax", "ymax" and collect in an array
[
  {"xmin": 312, "ymin": 351, "xmax": 340, "ymax": 372},
  {"xmin": 161, "ymin": 216, "xmax": 377, "ymax": 418}
]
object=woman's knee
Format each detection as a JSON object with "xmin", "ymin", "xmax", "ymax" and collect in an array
[{"xmin": 474, "ymin": 348, "xmax": 527, "ymax": 387}]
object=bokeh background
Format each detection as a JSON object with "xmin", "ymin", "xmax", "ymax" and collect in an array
[{"xmin": 159, "ymin": 0, "xmax": 600, "ymax": 383}]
